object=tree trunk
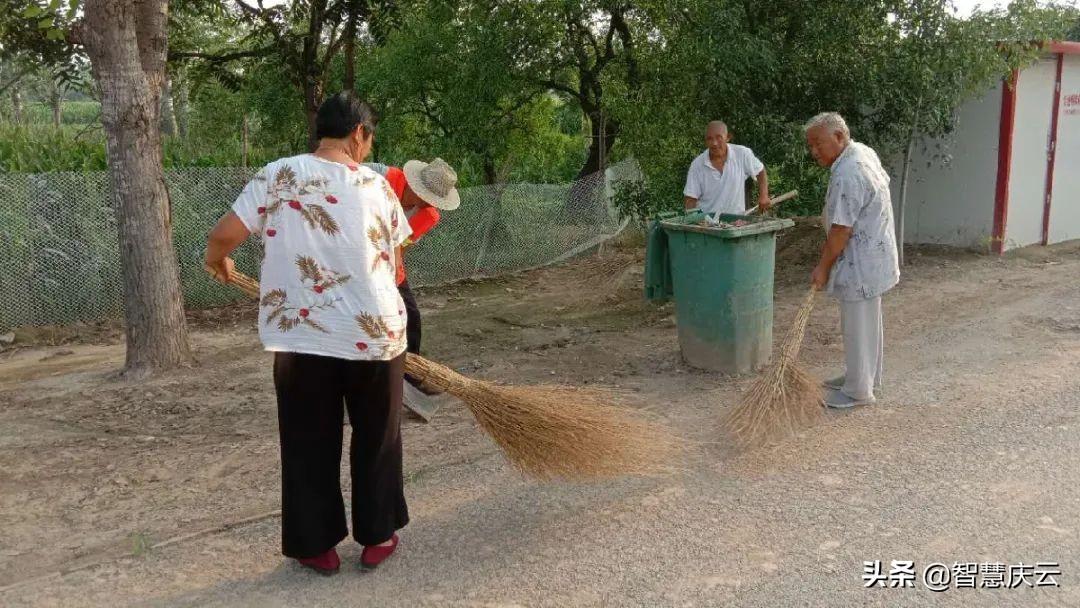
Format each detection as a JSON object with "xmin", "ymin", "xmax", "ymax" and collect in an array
[
  {"xmin": 305, "ymin": 87, "xmax": 319, "ymax": 152},
  {"xmin": 473, "ymin": 158, "xmax": 513, "ymax": 274},
  {"xmin": 897, "ymin": 134, "xmax": 917, "ymax": 267},
  {"xmin": 482, "ymin": 157, "xmax": 498, "ymax": 185},
  {"xmin": 160, "ymin": 75, "xmax": 178, "ymax": 136},
  {"xmin": 174, "ymin": 76, "xmax": 189, "ymax": 138},
  {"xmin": 897, "ymin": 109, "xmax": 920, "ymax": 267},
  {"xmin": 566, "ymin": 109, "xmax": 618, "ymax": 218},
  {"xmin": 0, "ymin": 65, "xmax": 31, "ymax": 99},
  {"xmin": 241, "ymin": 113, "xmax": 249, "ymax": 168},
  {"xmin": 81, "ymin": 0, "xmax": 192, "ymax": 377},
  {"xmin": 343, "ymin": 0, "xmax": 359, "ymax": 92},
  {"xmin": 49, "ymin": 80, "xmax": 62, "ymax": 128},
  {"xmin": 343, "ymin": 38, "xmax": 355, "ymax": 93},
  {"xmin": 575, "ymin": 110, "xmax": 618, "ymax": 180},
  {"xmin": 301, "ymin": 0, "xmax": 327, "ymax": 151},
  {"xmin": 10, "ymin": 86, "xmax": 23, "ymax": 124},
  {"xmin": 300, "ymin": 47, "xmax": 322, "ymax": 150}
]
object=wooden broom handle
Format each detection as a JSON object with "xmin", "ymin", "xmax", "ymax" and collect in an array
[
  {"xmin": 203, "ymin": 264, "xmax": 439, "ymax": 379},
  {"xmin": 745, "ymin": 189, "xmax": 798, "ymax": 216},
  {"xmin": 204, "ymin": 264, "xmax": 260, "ymax": 298}
]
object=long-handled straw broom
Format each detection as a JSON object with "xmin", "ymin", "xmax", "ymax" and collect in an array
[
  {"xmin": 723, "ymin": 289, "xmax": 824, "ymax": 447},
  {"xmin": 209, "ymin": 267, "xmax": 684, "ymax": 481}
]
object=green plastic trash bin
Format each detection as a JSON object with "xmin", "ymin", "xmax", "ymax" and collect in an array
[{"xmin": 659, "ymin": 212, "xmax": 794, "ymax": 374}]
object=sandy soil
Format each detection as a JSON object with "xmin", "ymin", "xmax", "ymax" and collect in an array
[{"xmin": 2, "ymin": 222, "xmax": 1080, "ymax": 607}]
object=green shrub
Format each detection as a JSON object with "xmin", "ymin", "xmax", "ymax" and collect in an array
[
  {"xmin": 0, "ymin": 124, "xmax": 108, "ymax": 172},
  {"xmin": 22, "ymin": 101, "xmax": 101, "ymax": 125}
]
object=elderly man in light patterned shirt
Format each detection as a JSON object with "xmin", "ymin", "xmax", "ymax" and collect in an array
[{"xmin": 805, "ymin": 112, "xmax": 900, "ymax": 409}]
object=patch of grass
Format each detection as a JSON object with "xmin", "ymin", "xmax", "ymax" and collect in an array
[
  {"xmin": 403, "ymin": 469, "xmax": 426, "ymax": 486},
  {"xmin": 130, "ymin": 531, "xmax": 154, "ymax": 557},
  {"xmin": 0, "ymin": 124, "xmax": 108, "ymax": 172},
  {"xmin": 22, "ymin": 101, "xmax": 101, "ymax": 125}
]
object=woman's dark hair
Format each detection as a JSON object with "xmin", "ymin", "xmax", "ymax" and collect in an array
[{"xmin": 315, "ymin": 92, "xmax": 378, "ymax": 140}]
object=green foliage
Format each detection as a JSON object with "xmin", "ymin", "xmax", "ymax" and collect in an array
[
  {"xmin": 1, "ymin": 0, "xmax": 1076, "ymax": 216},
  {"xmin": 21, "ymin": 100, "xmax": 98, "ymax": 124},
  {"xmin": 606, "ymin": 1, "xmax": 849, "ymax": 218},
  {"xmin": 0, "ymin": 74, "xmax": 289, "ymax": 170},
  {"xmin": 355, "ymin": 0, "xmax": 587, "ymax": 185},
  {"xmin": 612, "ymin": 179, "xmax": 659, "ymax": 221},
  {"xmin": 0, "ymin": 123, "xmax": 107, "ymax": 172},
  {"xmin": 130, "ymin": 532, "xmax": 153, "ymax": 557},
  {"xmin": 0, "ymin": 170, "xmax": 121, "ymax": 328},
  {"xmin": 0, "ymin": 122, "xmax": 282, "ymax": 172},
  {"xmin": 606, "ymin": 0, "xmax": 1071, "ymax": 220},
  {"xmin": 0, "ymin": 167, "xmax": 263, "ymax": 329},
  {"xmin": 0, "ymin": 0, "xmax": 84, "ymax": 83},
  {"xmin": 228, "ymin": 61, "xmax": 308, "ymax": 156}
]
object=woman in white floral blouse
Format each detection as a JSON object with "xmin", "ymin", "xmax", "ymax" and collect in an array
[{"xmin": 205, "ymin": 93, "xmax": 411, "ymax": 574}]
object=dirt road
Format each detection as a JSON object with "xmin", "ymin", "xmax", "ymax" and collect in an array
[{"xmin": 3, "ymin": 228, "xmax": 1080, "ymax": 607}]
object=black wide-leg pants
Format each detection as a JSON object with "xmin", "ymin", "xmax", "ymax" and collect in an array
[{"xmin": 273, "ymin": 351, "xmax": 409, "ymax": 557}]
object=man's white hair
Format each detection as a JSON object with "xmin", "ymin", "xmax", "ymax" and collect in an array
[
  {"xmin": 706, "ymin": 120, "xmax": 728, "ymax": 134},
  {"xmin": 804, "ymin": 112, "xmax": 850, "ymax": 141}
]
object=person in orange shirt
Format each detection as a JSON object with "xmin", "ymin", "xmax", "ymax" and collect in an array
[{"xmin": 366, "ymin": 159, "xmax": 460, "ymax": 393}]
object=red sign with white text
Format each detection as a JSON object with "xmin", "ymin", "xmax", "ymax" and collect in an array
[{"xmin": 1065, "ymin": 93, "xmax": 1080, "ymax": 116}]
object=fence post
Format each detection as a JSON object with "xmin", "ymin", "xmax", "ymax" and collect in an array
[
  {"xmin": 471, "ymin": 163, "xmax": 514, "ymax": 276},
  {"xmin": 473, "ymin": 191, "xmax": 499, "ymax": 276},
  {"xmin": 241, "ymin": 114, "xmax": 249, "ymax": 169}
]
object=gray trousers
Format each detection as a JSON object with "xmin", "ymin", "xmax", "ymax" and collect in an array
[{"xmin": 839, "ymin": 295, "xmax": 884, "ymax": 400}]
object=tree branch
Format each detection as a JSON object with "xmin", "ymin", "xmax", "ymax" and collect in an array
[
  {"xmin": 609, "ymin": 7, "xmax": 639, "ymax": 88},
  {"xmin": 742, "ymin": 0, "xmax": 757, "ymax": 35},
  {"xmin": 565, "ymin": 14, "xmax": 593, "ymax": 74},
  {"xmin": 234, "ymin": 0, "xmax": 298, "ymax": 67},
  {"xmin": 495, "ymin": 91, "xmax": 539, "ymax": 124},
  {"xmin": 418, "ymin": 86, "xmax": 451, "ymax": 137},
  {"xmin": 168, "ymin": 46, "xmax": 276, "ymax": 63},
  {"xmin": 580, "ymin": 15, "xmax": 601, "ymax": 58},
  {"xmin": 342, "ymin": 0, "xmax": 363, "ymax": 90},
  {"xmin": 600, "ymin": 17, "xmax": 616, "ymax": 65},
  {"xmin": 533, "ymin": 78, "xmax": 582, "ymax": 101},
  {"xmin": 135, "ymin": 0, "xmax": 170, "ymax": 89},
  {"xmin": 234, "ymin": 0, "xmax": 263, "ymax": 19},
  {"xmin": 319, "ymin": 18, "xmax": 347, "ymax": 75},
  {"xmin": 0, "ymin": 65, "xmax": 34, "ymax": 97},
  {"xmin": 301, "ymin": 0, "xmax": 328, "ymax": 82}
]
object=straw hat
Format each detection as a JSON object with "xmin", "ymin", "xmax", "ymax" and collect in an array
[{"xmin": 403, "ymin": 158, "xmax": 461, "ymax": 210}]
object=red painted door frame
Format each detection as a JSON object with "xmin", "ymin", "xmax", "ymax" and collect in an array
[
  {"xmin": 993, "ymin": 42, "xmax": 1079, "ymax": 254},
  {"xmin": 1041, "ymin": 53, "xmax": 1065, "ymax": 246},
  {"xmin": 992, "ymin": 70, "xmax": 1019, "ymax": 255}
]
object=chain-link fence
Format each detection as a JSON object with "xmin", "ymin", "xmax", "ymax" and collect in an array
[{"xmin": 0, "ymin": 160, "xmax": 639, "ymax": 330}]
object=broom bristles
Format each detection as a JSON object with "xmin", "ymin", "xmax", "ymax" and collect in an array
[
  {"xmin": 405, "ymin": 355, "xmax": 684, "ymax": 480},
  {"xmin": 724, "ymin": 289, "xmax": 824, "ymax": 447},
  {"xmin": 209, "ymin": 266, "xmax": 685, "ymax": 481}
]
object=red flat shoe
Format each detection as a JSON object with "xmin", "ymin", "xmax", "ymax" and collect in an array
[
  {"xmin": 360, "ymin": 534, "xmax": 399, "ymax": 570},
  {"xmin": 297, "ymin": 548, "xmax": 340, "ymax": 576}
]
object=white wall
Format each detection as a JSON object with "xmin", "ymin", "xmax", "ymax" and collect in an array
[
  {"xmin": 889, "ymin": 86, "xmax": 1000, "ymax": 248},
  {"xmin": 1004, "ymin": 58, "xmax": 1057, "ymax": 250},
  {"xmin": 1049, "ymin": 54, "xmax": 1080, "ymax": 244}
]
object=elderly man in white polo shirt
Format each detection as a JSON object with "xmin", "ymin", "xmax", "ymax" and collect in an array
[
  {"xmin": 805, "ymin": 112, "xmax": 900, "ymax": 409},
  {"xmin": 683, "ymin": 120, "xmax": 771, "ymax": 214}
]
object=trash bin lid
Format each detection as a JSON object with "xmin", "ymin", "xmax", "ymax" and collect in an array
[{"xmin": 659, "ymin": 212, "xmax": 794, "ymax": 239}]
